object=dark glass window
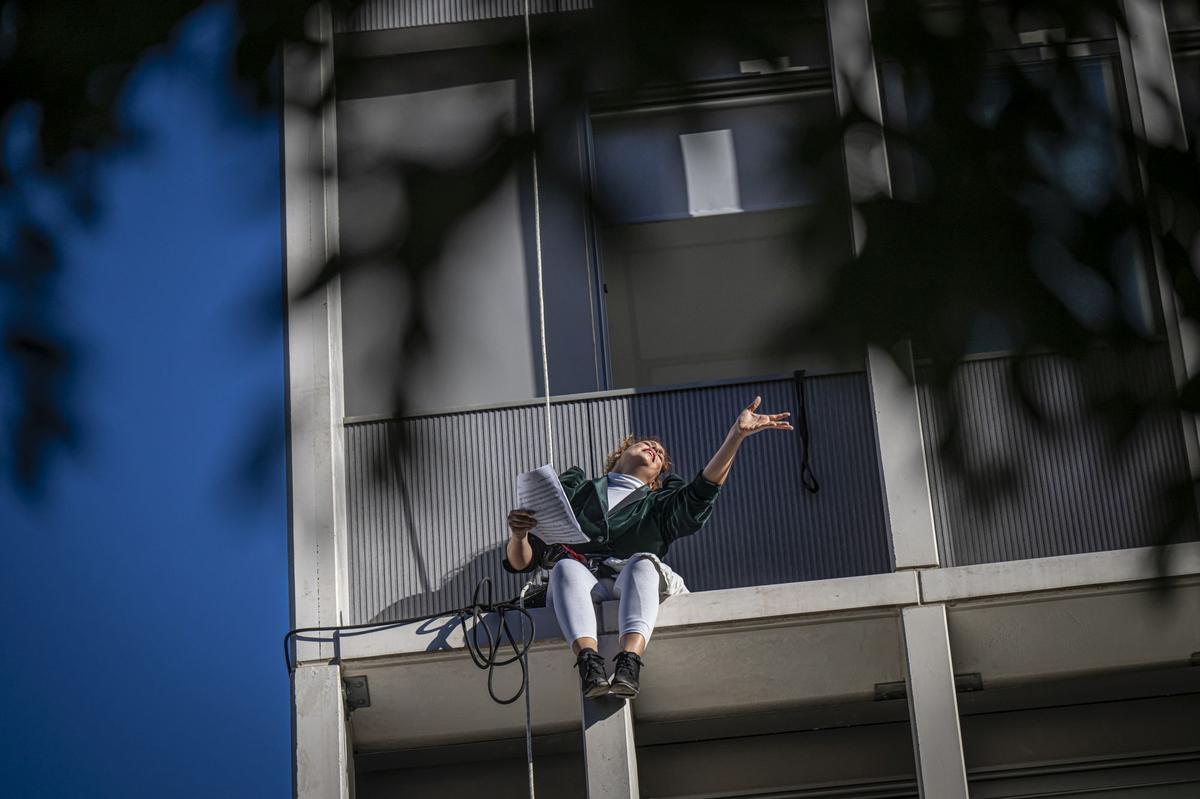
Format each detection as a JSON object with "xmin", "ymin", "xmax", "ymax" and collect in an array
[
  {"xmin": 1166, "ymin": 0, "xmax": 1200, "ymax": 32},
  {"xmin": 881, "ymin": 53, "xmax": 1154, "ymax": 354},
  {"xmin": 589, "ymin": 85, "xmax": 851, "ymax": 389},
  {"xmin": 1176, "ymin": 50, "xmax": 1200, "ymax": 135}
]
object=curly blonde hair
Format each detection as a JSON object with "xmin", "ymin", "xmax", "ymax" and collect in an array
[{"xmin": 603, "ymin": 435, "xmax": 672, "ymax": 490}]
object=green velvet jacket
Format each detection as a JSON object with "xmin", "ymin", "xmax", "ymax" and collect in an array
[{"xmin": 504, "ymin": 467, "xmax": 723, "ymax": 573}]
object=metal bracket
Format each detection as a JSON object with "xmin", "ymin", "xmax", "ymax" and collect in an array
[
  {"xmin": 874, "ymin": 680, "xmax": 907, "ymax": 702},
  {"xmin": 343, "ymin": 675, "xmax": 370, "ymax": 711},
  {"xmin": 874, "ymin": 672, "xmax": 983, "ymax": 701}
]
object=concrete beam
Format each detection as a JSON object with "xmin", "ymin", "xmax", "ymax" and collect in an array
[
  {"xmin": 321, "ymin": 572, "xmax": 1199, "ymax": 753},
  {"xmin": 325, "ymin": 572, "xmax": 920, "ymax": 663},
  {"xmin": 920, "ymin": 541, "xmax": 1200, "ymax": 602},
  {"xmin": 899, "ymin": 604, "xmax": 969, "ymax": 799},
  {"xmin": 945, "ymin": 580, "xmax": 1200, "ymax": 685},
  {"xmin": 324, "ymin": 543, "xmax": 1200, "ymax": 663},
  {"xmin": 294, "ymin": 664, "xmax": 353, "ymax": 799},
  {"xmin": 339, "ymin": 610, "xmax": 909, "ymax": 752},
  {"xmin": 604, "ymin": 569, "xmax": 919, "ymax": 632}
]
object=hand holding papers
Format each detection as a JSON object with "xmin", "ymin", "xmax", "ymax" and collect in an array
[{"xmin": 515, "ymin": 464, "xmax": 590, "ymax": 545}]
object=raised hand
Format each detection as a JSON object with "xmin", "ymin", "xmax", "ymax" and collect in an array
[{"xmin": 734, "ymin": 396, "xmax": 793, "ymax": 437}]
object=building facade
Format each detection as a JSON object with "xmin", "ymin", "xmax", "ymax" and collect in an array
[{"xmin": 282, "ymin": 1, "xmax": 1200, "ymax": 796}]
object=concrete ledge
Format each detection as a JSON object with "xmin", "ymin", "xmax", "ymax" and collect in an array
[
  {"xmin": 312, "ymin": 570, "xmax": 920, "ymax": 665},
  {"xmin": 920, "ymin": 542, "xmax": 1200, "ymax": 604},
  {"xmin": 308, "ymin": 544, "xmax": 1200, "ymax": 666},
  {"xmin": 327, "ymin": 548, "xmax": 1200, "ymax": 752},
  {"xmin": 601, "ymin": 570, "xmax": 920, "ymax": 633}
]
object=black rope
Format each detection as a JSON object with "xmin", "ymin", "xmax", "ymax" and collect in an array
[
  {"xmin": 793, "ymin": 369, "xmax": 820, "ymax": 494},
  {"xmin": 283, "ymin": 577, "xmax": 536, "ymax": 706},
  {"xmin": 458, "ymin": 578, "xmax": 538, "ymax": 705}
]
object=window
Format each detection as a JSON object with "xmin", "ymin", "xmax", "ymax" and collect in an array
[
  {"xmin": 589, "ymin": 81, "xmax": 850, "ymax": 389},
  {"xmin": 335, "ymin": 48, "xmax": 542, "ymax": 418},
  {"xmin": 881, "ymin": 50, "xmax": 1156, "ymax": 354},
  {"xmin": 1166, "ymin": 0, "xmax": 1200, "ymax": 32}
]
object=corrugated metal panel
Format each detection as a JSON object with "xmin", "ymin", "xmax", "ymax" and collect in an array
[
  {"xmin": 917, "ymin": 345, "xmax": 1199, "ymax": 566},
  {"xmin": 344, "ymin": 373, "xmax": 892, "ymax": 623},
  {"xmin": 595, "ymin": 376, "xmax": 892, "ymax": 592},
  {"xmin": 335, "ymin": 0, "xmax": 593, "ymax": 34}
]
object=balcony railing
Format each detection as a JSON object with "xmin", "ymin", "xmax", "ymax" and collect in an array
[
  {"xmin": 342, "ymin": 343, "xmax": 1197, "ymax": 625},
  {"xmin": 918, "ymin": 342, "xmax": 1197, "ymax": 566},
  {"xmin": 344, "ymin": 371, "xmax": 891, "ymax": 623}
]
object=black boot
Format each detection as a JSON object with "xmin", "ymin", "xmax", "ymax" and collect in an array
[
  {"xmin": 575, "ymin": 648, "xmax": 610, "ymax": 699},
  {"xmin": 609, "ymin": 651, "xmax": 643, "ymax": 698}
]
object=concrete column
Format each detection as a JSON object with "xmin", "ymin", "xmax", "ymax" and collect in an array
[
  {"xmin": 867, "ymin": 343, "xmax": 940, "ymax": 569},
  {"xmin": 581, "ymin": 697, "xmax": 639, "ymax": 799},
  {"xmin": 900, "ymin": 604, "xmax": 969, "ymax": 799},
  {"xmin": 294, "ymin": 664, "xmax": 353, "ymax": 799},
  {"xmin": 826, "ymin": 0, "xmax": 891, "ymax": 205},
  {"xmin": 580, "ymin": 636, "xmax": 639, "ymax": 799},
  {"xmin": 1121, "ymin": 0, "xmax": 1187, "ymax": 150},
  {"xmin": 825, "ymin": 0, "xmax": 940, "ymax": 569},
  {"xmin": 1118, "ymin": 0, "xmax": 1200, "ymax": 481},
  {"xmin": 282, "ymin": 3, "xmax": 348, "ymax": 663}
]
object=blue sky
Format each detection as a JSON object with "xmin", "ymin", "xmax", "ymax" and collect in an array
[{"xmin": 1, "ymin": 6, "xmax": 291, "ymax": 797}]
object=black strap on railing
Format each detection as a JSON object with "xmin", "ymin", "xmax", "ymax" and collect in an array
[{"xmin": 793, "ymin": 370, "xmax": 820, "ymax": 494}]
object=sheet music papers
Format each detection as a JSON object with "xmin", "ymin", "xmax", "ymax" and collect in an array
[{"xmin": 515, "ymin": 464, "xmax": 590, "ymax": 545}]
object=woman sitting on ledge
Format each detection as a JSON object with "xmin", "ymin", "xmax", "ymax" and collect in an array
[{"xmin": 503, "ymin": 396, "xmax": 792, "ymax": 699}]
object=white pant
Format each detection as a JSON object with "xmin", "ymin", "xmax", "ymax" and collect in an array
[{"xmin": 546, "ymin": 555, "xmax": 685, "ymax": 645}]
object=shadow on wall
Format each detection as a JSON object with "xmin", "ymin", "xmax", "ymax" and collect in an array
[
  {"xmin": 332, "ymin": 565, "xmax": 531, "ymax": 656},
  {"xmin": 368, "ymin": 546, "xmax": 527, "ymax": 625},
  {"xmin": 345, "ymin": 407, "xmax": 559, "ymax": 625}
]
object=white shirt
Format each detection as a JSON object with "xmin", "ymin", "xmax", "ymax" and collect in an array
[{"xmin": 606, "ymin": 471, "xmax": 644, "ymax": 511}]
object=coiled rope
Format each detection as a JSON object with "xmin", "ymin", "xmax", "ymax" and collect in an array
[{"xmin": 282, "ymin": 577, "xmax": 536, "ymax": 707}]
